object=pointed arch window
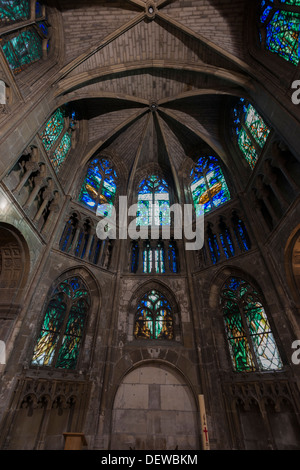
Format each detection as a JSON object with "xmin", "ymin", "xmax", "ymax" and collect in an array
[
  {"xmin": 233, "ymin": 98, "xmax": 270, "ymax": 169},
  {"xmin": 259, "ymin": 0, "xmax": 300, "ymax": 66},
  {"xmin": 190, "ymin": 155, "xmax": 230, "ymax": 216},
  {"xmin": 221, "ymin": 277, "xmax": 282, "ymax": 372},
  {"xmin": 137, "ymin": 175, "xmax": 170, "ymax": 226},
  {"xmin": 0, "ymin": 1, "xmax": 49, "ymax": 74},
  {"xmin": 31, "ymin": 276, "xmax": 90, "ymax": 370},
  {"xmin": 134, "ymin": 290, "xmax": 173, "ymax": 340},
  {"xmin": 39, "ymin": 106, "xmax": 76, "ymax": 173},
  {"xmin": 79, "ymin": 157, "xmax": 117, "ymax": 217}
]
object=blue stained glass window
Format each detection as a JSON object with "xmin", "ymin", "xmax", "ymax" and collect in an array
[
  {"xmin": 260, "ymin": 0, "xmax": 300, "ymax": 65},
  {"xmin": 35, "ymin": 2, "xmax": 43, "ymax": 18},
  {"xmin": 207, "ymin": 232, "xmax": 220, "ymax": 264},
  {"xmin": 79, "ymin": 157, "xmax": 117, "ymax": 216},
  {"xmin": 137, "ymin": 175, "xmax": 170, "ymax": 226},
  {"xmin": 155, "ymin": 242, "xmax": 165, "ymax": 274},
  {"xmin": 190, "ymin": 155, "xmax": 230, "ymax": 215},
  {"xmin": 232, "ymin": 214, "xmax": 251, "ymax": 252},
  {"xmin": 220, "ymin": 229, "xmax": 235, "ymax": 259},
  {"xmin": 168, "ymin": 241, "xmax": 178, "ymax": 273}
]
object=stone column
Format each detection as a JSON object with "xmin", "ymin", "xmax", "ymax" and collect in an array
[
  {"xmin": 263, "ymin": 160, "xmax": 289, "ymax": 211},
  {"xmin": 13, "ymin": 159, "xmax": 40, "ymax": 195},
  {"xmin": 23, "ymin": 165, "xmax": 47, "ymax": 210},
  {"xmin": 33, "ymin": 184, "xmax": 54, "ymax": 223}
]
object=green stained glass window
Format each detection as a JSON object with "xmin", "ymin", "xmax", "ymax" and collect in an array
[
  {"xmin": 244, "ymin": 104, "xmax": 270, "ymax": 147},
  {"xmin": 134, "ymin": 290, "xmax": 173, "ymax": 340},
  {"xmin": 190, "ymin": 155, "xmax": 230, "ymax": 215},
  {"xmin": 31, "ymin": 277, "xmax": 89, "ymax": 369},
  {"xmin": 233, "ymin": 98, "xmax": 270, "ymax": 169},
  {"xmin": 137, "ymin": 175, "xmax": 170, "ymax": 226},
  {"xmin": 39, "ymin": 108, "xmax": 65, "ymax": 152},
  {"xmin": 79, "ymin": 157, "xmax": 117, "ymax": 217},
  {"xmin": 0, "ymin": 0, "xmax": 30, "ymax": 24},
  {"xmin": 1, "ymin": 28, "xmax": 43, "ymax": 73},
  {"xmin": 260, "ymin": 1, "xmax": 300, "ymax": 65},
  {"xmin": 237, "ymin": 128, "xmax": 258, "ymax": 169},
  {"xmin": 51, "ymin": 130, "xmax": 72, "ymax": 172},
  {"xmin": 221, "ymin": 277, "xmax": 282, "ymax": 372}
]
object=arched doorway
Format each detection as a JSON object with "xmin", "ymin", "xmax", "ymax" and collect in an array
[
  {"xmin": 0, "ymin": 223, "xmax": 29, "ymax": 341},
  {"xmin": 110, "ymin": 362, "xmax": 200, "ymax": 450}
]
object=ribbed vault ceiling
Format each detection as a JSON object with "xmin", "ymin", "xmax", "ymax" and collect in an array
[{"xmin": 50, "ymin": 0, "xmax": 251, "ymax": 187}]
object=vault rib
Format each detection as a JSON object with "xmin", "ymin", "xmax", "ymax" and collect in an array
[{"xmin": 156, "ymin": 10, "xmax": 252, "ymax": 75}]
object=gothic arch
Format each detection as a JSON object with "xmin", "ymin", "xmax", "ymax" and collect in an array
[
  {"xmin": 131, "ymin": 162, "xmax": 177, "ymax": 207},
  {"xmin": 109, "ymin": 359, "xmax": 201, "ymax": 450},
  {"xmin": 0, "ymin": 222, "xmax": 30, "ymax": 312},
  {"xmin": 127, "ymin": 279, "xmax": 182, "ymax": 343},
  {"xmin": 208, "ymin": 265, "xmax": 284, "ymax": 372},
  {"xmin": 208, "ymin": 265, "xmax": 266, "ymax": 309}
]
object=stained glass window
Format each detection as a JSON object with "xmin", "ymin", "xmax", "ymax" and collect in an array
[
  {"xmin": 31, "ymin": 277, "xmax": 90, "ymax": 369},
  {"xmin": 39, "ymin": 108, "xmax": 65, "ymax": 152},
  {"xmin": 137, "ymin": 175, "xmax": 170, "ymax": 226},
  {"xmin": 39, "ymin": 107, "xmax": 76, "ymax": 172},
  {"xmin": 155, "ymin": 242, "xmax": 165, "ymax": 274},
  {"xmin": 190, "ymin": 155, "xmax": 230, "ymax": 215},
  {"xmin": 0, "ymin": 0, "xmax": 30, "ymax": 24},
  {"xmin": 51, "ymin": 131, "xmax": 72, "ymax": 172},
  {"xmin": 233, "ymin": 98, "xmax": 270, "ymax": 169},
  {"xmin": 207, "ymin": 227, "xmax": 220, "ymax": 264},
  {"xmin": 219, "ymin": 229, "xmax": 235, "ymax": 259},
  {"xmin": 79, "ymin": 157, "xmax": 117, "ymax": 217},
  {"xmin": 232, "ymin": 212, "xmax": 251, "ymax": 252},
  {"xmin": 0, "ymin": 1, "xmax": 49, "ymax": 74},
  {"xmin": 221, "ymin": 277, "xmax": 282, "ymax": 372},
  {"xmin": 134, "ymin": 290, "xmax": 173, "ymax": 340},
  {"xmin": 1, "ymin": 28, "xmax": 44, "ymax": 73},
  {"xmin": 131, "ymin": 240, "xmax": 139, "ymax": 273},
  {"xmin": 260, "ymin": 0, "xmax": 300, "ymax": 65}
]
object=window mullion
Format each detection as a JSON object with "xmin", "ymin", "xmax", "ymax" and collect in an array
[
  {"xmin": 53, "ymin": 299, "xmax": 71, "ymax": 368},
  {"xmin": 48, "ymin": 118, "xmax": 69, "ymax": 158},
  {"xmin": 239, "ymin": 302, "xmax": 260, "ymax": 371},
  {"xmin": 241, "ymin": 122, "xmax": 261, "ymax": 154},
  {"xmin": 0, "ymin": 18, "xmax": 35, "ymax": 35}
]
